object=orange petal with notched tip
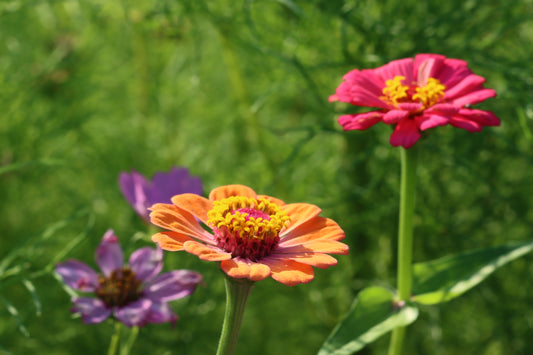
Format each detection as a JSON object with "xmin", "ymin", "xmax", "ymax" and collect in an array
[
  {"xmin": 183, "ymin": 240, "xmax": 232, "ymax": 261},
  {"xmin": 171, "ymin": 193, "xmax": 212, "ymax": 224},
  {"xmin": 257, "ymin": 195, "xmax": 285, "ymax": 206},
  {"xmin": 270, "ymin": 252, "xmax": 338, "ymax": 268},
  {"xmin": 261, "ymin": 258, "xmax": 314, "ymax": 286},
  {"xmin": 277, "ymin": 240, "xmax": 349, "ymax": 255},
  {"xmin": 150, "ymin": 203, "xmax": 215, "ymax": 244},
  {"xmin": 282, "ymin": 203, "xmax": 322, "ymax": 234},
  {"xmin": 280, "ymin": 217, "xmax": 345, "ymax": 246},
  {"xmin": 220, "ymin": 258, "xmax": 271, "ymax": 281},
  {"xmin": 209, "ymin": 184, "xmax": 257, "ymax": 201},
  {"xmin": 152, "ymin": 231, "xmax": 195, "ymax": 251}
]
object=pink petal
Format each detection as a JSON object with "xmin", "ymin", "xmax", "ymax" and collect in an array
[
  {"xmin": 129, "ymin": 246, "xmax": 163, "ymax": 282},
  {"xmin": 338, "ymin": 111, "xmax": 383, "ymax": 131},
  {"xmin": 416, "ymin": 114, "xmax": 450, "ymax": 131},
  {"xmin": 397, "ymin": 102, "xmax": 424, "ymax": 112},
  {"xmin": 374, "ymin": 58, "xmax": 414, "ymax": 84},
  {"xmin": 449, "ymin": 116, "xmax": 483, "ymax": 132},
  {"xmin": 457, "ymin": 108, "xmax": 501, "ymax": 126},
  {"xmin": 383, "ymin": 110, "xmax": 410, "ymax": 124},
  {"xmin": 55, "ymin": 260, "xmax": 99, "ymax": 292},
  {"xmin": 425, "ymin": 103, "xmax": 459, "ymax": 116},
  {"xmin": 414, "ymin": 54, "xmax": 446, "ymax": 85},
  {"xmin": 444, "ymin": 74, "xmax": 486, "ymax": 100},
  {"xmin": 451, "ymin": 88, "xmax": 496, "ymax": 106},
  {"xmin": 389, "ymin": 118, "xmax": 421, "ymax": 148},
  {"xmin": 71, "ymin": 297, "xmax": 111, "ymax": 324},
  {"xmin": 95, "ymin": 230, "xmax": 123, "ymax": 277},
  {"xmin": 434, "ymin": 58, "xmax": 472, "ymax": 88}
]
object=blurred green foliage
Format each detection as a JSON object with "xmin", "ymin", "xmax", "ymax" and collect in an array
[{"xmin": 1, "ymin": 0, "xmax": 533, "ymax": 354}]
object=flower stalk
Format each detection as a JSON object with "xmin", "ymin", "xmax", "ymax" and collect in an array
[
  {"xmin": 388, "ymin": 145, "xmax": 419, "ymax": 355},
  {"xmin": 216, "ymin": 275, "xmax": 255, "ymax": 355}
]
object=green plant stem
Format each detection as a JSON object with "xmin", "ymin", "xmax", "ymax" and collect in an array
[
  {"xmin": 216, "ymin": 275, "xmax": 255, "ymax": 355},
  {"xmin": 388, "ymin": 146, "xmax": 419, "ymax": 355},
  {"xmin": 120, "ymin": 326, "xmax": 139, "ymax": 355},
  {"xmin": 108, "ymin": 321, "xmax": 122, "ymax": 355}
]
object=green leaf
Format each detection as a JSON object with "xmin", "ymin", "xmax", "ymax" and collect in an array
[
  {"xmin": 318, "ymin": 286, "xmax": 419, "ymax": 355},
  {"xmin": 412, "ymin": 240, "xmax": 533, "ymax": 305}
]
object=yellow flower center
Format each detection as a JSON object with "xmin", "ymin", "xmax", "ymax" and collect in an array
[
  {"xmin": 412, "ymin": 78, "xmax": 446, "ymax": 107},
  {"xmin": 207, "ymin": 196, "xmax": 290, "ymax": 260},
  {"xmin": 382, "ymin": 76, "xmax": 409, "ymax": 105},
  {"xmin": 381, "ymin": 75, "xmax": 446, "ymax": 108}
]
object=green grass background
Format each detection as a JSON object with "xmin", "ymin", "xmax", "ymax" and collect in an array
[{"xmin": 1, "ymin": 0, "xmax": 533, "ymax": 354}]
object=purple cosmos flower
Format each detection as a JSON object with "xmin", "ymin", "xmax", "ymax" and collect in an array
[
  {"xmin": 119, "ymin": 167, "xmax": 203, "ymax": 221},
  {"xmin": 55, "ymin": 229, "xmax": 203, "ymax": 327}
]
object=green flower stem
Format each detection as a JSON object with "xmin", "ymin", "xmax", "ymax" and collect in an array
[
  {"xmin": 216, "ymin": 275, "xmax": 255, "ymax": 355},
  {"xmin": 120, "ymin": 326, "xmax": 139, "ymax": 355},
  {"xmin": 108, "ymin": 321, "xmax": 122, "ymax": 355},
  {"xmin": 388, "ymin": 146, "xmax": 419, "ymax": 355}
]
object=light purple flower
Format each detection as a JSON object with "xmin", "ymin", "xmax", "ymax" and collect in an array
[
  {"xmin": 55, "ymin": 229, "xmax": 203, "ymax": 327},
  {"xmin": 119, "ymin": 167, "xmax": 203, "ymax": 221}
]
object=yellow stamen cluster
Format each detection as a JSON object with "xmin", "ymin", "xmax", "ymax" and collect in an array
[
  {"xmin": 381, "ymin": 75, "xmax": 446, "ymax": 109},
  {"xmin": 413, "ymin": 78, "xmax": 445, "ymax": 107},
  {"xmin": 382, "ymin": 76, "xmax": 408, "ymax": 105},
  {"xmin": 207, "ymin": 196, "xmax": 290, "ymax": 240}
]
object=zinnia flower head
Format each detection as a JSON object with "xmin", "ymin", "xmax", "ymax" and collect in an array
[
  {"xmin": 119, "ymin": 167, "xmax": 203, "ymax": 221},
  {"xmin": 55, "ymin": 229, "xmax": 203, "ymax": 327},
  {"xmin": 149, "ymin": 184, "xmax": 349, "ymax": 286},
  {"xmin": 330, "ymin": 54, "xmax": 500, "ymax": 148}
]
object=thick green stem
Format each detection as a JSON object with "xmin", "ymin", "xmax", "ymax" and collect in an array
[
  {"xmin": 216, "ymin": 276, "xmax": 255, "ymax": 355},
  {"xmin": 388, "ymin": 146, "xmax": 419, "ymax": 355}
]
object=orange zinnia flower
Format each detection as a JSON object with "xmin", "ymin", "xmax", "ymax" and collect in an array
[{"xmin": 150, "ymin": 184, "xmax": 349, "ymax": 286}]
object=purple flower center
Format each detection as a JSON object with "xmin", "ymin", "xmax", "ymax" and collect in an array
[{"xmin": 95, "ymin": 268, "xmax": 142, "ymax": 308}]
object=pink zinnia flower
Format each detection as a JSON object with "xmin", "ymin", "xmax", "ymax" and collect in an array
[
  {"xmin": 55, "ymin": 230, "xmax": 202, "ymax": 327},
  {"xmin": 149, "ymin": 184, "xmax": 349, "ymax": 286},
  {"xmin": 119, "ymin": 167, "xmax": 203, "ymax": 221},
  {"xmin": 330, "ymin": 54, "xmax": 500, "ymax": 148}
]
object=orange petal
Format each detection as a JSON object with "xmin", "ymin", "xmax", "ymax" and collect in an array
[
  {"xmin": 171, "ymin": 193, "xmax": 212, "ymax": 224},
  {"xmin": 270, "ymin": 252, "xmax": 338, "ymax": 269},
  {"xmin": 150, "ymin": 203, "xmax": 215, "ymax": 244},
  {"xmin": 282, "ymin": 203, "xmax": 322, "ymax": 235},
  {"xmin": 257, "ymin": 194, "xmax": 285, "ymax": 206},
  {"xmin": 261, "ymin": 258, "xmax": 314, "ymax": 286},
  {"xmin": 183, "ymin": 240, "xmax": 232, "ymax": 261},
  {"xmin": 280, "ymin": 216, "xmax": 345, "ymax": 246},
  {"xmin": 277, "ymin": 240, "xmax": 349, "ymax": 255},
  {"xmin": 151, "ymin": 231, "xmax": 195, "ymax": 251},
  {"xmin": 220, "ymin": 258, "xmax": 271, "ymax": 281},
  {"xmin": 209, "ymin": 185, "xmax": 257, "ymax": 201}
]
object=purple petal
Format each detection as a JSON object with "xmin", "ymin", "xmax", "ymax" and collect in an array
[
  {"xmin": 119, "ymin": 171, "xmax": 151, "ymax": 219},
  {"xmin": 129, "ymin": 246, "xmax": 163, "ymax": 282},
  {"xmin": 144, "ymin": 270, "xmax": 203, "ymax": 302},
  {"xmin": 145, "ymin": 302, "xmax": 178, "ymax": 325},
  {"xmin": 55, "ymin": 260, "xmax": 99, "ymax": 292},
  {"xmin": 71, "ymin": 297, "xmax": 111, "ymax": 324},
  {"xmin": 113, "ymin": 299, "xmax": 152, "ymax": 327},
  {"xmin": 148, "ymin": 167, "xmax": 203, "ymax": 206},
  {"xmin": 95, "ymin": 230, "xmax": 124, "ymax": 277}
]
